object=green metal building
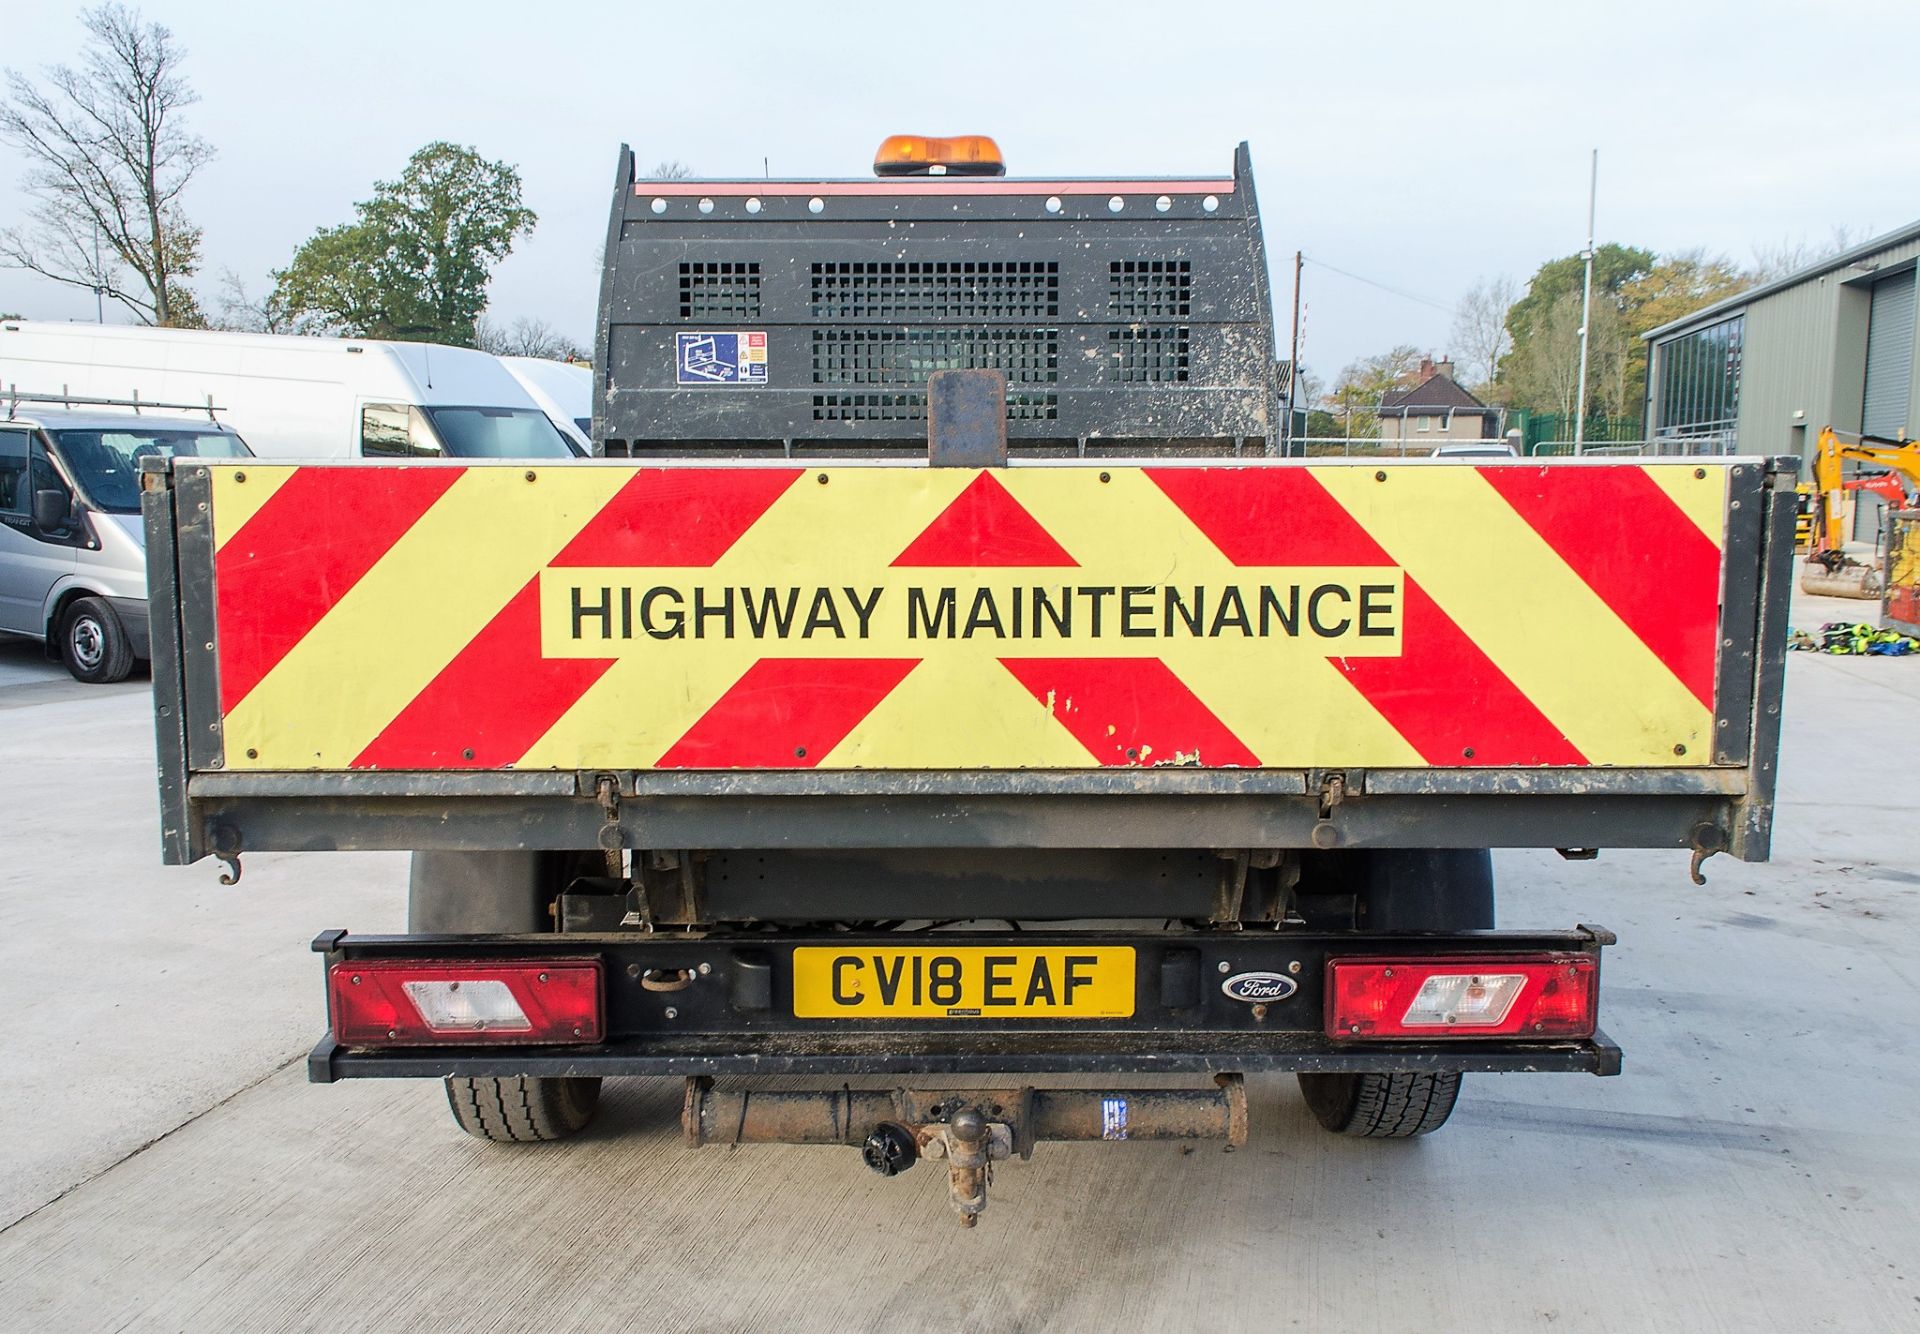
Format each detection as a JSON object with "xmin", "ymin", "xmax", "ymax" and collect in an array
[{"xmin": 1642, "ymin": 221, "xmax": 1920, "ymax": 461}]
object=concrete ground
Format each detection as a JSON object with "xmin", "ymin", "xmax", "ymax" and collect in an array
[{"xmin": 1, "ymin": 597, "xmax": 1917, "ymax": 1333}]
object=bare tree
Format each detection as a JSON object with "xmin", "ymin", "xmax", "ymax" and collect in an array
[
  {"xmin": 207, "ymin": 267, "xmax": 307, "ymax": 334},
  {"xmin": 476, "ymin": 315, "xmax": 586, "ymax": 361},
  {"xmin": 0, "ymin": 5, "xmax": 212, "ymax": 325},
  {"xmin": 644, "ymin": 161, "xmax": 696, "ymax": 180},
  {"xmin": 1749, "ymin": 226, "xmax": 1867, "ymax": 284},
  {"xmin": 1451, "ymin": 275, "xmax": 1518, "ymax": 391}
]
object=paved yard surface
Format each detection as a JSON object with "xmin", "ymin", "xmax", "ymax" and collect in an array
[{"xmin": 1, "ymin": 601, "xmax": 1916, "ymax": 1332}]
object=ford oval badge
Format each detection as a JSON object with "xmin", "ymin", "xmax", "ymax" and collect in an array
[{"xmin": 1222, "ymin": 971, "xmax": 1298, "ymax": 1004}]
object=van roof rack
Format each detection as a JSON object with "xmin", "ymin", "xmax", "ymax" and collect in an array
[{"xmin": 4, "ymin": 385, "xmax": 225, "ymax": 422}]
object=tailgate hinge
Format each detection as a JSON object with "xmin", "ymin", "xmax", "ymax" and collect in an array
[{"xmin": 1316, "ymin": 770, "xmax": 1351, "ymax": 821}]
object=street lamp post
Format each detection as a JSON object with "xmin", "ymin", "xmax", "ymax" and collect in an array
[{"xmin": 1573, "ymin": 149, "xmax": 1597, "ymax": 455}]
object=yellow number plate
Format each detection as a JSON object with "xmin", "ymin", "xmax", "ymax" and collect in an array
[{"xmin": 792, "ymin": 947, "xmax": 1136, "ymax": 1019}]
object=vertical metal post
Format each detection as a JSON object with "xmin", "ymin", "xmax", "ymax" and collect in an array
[
  {"xmin": 1574, "ymin": 149, "xmax": 1598, "ymax": 454},
  {"xmin": 1287, "ymin": 250, "xmax": 1303, "ymax": 455}
]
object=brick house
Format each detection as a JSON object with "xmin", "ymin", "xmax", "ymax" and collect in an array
[{"xmin": 1378, "ymin": 357, "xmax": 1500, "ymax": 443}]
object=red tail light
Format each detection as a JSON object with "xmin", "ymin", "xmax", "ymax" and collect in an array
[
  {"xmin": 1326, "ymin": 955, "xmax": 1597, "ymax": 1040},
  {"xmin": 329, "ymin": 960, "xmax": 603, "ymax": 1046}
]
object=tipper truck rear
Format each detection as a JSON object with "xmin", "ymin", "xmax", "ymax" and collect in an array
[{"xmin": 142, "ymin": 138, "xmax": 1795, "ymax": 1223}]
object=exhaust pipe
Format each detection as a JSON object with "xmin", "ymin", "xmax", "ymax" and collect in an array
[{"xmin": 682, "ymin": 1075, "xmax": 1247, "ymax": 1224}]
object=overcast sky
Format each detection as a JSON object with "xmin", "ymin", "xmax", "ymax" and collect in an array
[{"xmin": 4, "ymin": 0, "xmax": 1916, "ymax": 380}]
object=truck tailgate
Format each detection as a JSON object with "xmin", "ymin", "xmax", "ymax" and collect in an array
[{"xmin": 143, "ymin": 455, "xmax": 1794, "ymax": 865}]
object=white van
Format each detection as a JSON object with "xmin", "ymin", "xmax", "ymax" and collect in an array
[
  {"xmin": 1, "ymin": 398, "xmax": 253, "ymax": 682},
  {"xmin": 0, "ymin": 322, "xmax": 579, "ymax": 462},
  {"xmin": 498, "ymin": 355, "xmax": 593, "ymax": 452}
]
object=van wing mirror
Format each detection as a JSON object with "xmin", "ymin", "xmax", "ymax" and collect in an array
[{"xmin": 32, "ymin": 488, "xmax": 71, "ymax": 532}]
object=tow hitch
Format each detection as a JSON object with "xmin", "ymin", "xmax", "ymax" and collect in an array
[{"xmin": 682, "ymin": 1075, "xmax": 1248, "ymax": 1225}]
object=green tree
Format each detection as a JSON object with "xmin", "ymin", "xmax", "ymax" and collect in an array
[
  {"xmin": 1611, "ymin": 251, "xmax": 1747, "ymax": 412},
  {"xmin": 1502, "ymin": 243, "xmax": 1654, "ymax": 366},
  {"xmin": 273, "ymin": 142, "xmax": 536, "ymax": 345},
  {"xmin": 1503, "ymin": 246, "xmax": 1746, "ymax": 423}
]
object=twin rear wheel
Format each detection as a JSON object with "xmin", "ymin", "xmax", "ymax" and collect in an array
[
  {"xmin": 446, "ymin": 1074, "xmax": 601, "ymax": 1142},
  {"xmin": 1296, "ymin": 847, "xmax": 1496, "ymax": 1139},
  {"xmin": 409, "ymin": 852, "xmax": 604, "ymax": 1144}
]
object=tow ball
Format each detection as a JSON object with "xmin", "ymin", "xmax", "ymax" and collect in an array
[{"xmin": 682, "ymin": 1075, "xmax": 1248, "ymax": 1225}]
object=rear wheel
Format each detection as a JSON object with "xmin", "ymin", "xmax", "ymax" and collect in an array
[
  {"xmin": 409, "ymin": 851, "xmax": 601, "ymax": 1143},
  {"xmin": 59, "ymin": 596, "xmax": 134, "ymax": 684},
  {"xmin": 1300, "ymin": 848, "xmax": 1493, "ymax": 1139},
  {"xmin": 446, "ymin": 1073, "xmax": 601, "ymax": 1143}
]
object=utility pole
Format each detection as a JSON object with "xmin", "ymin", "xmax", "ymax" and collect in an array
[
  {"xmin": 1287, "ymin": 250, "xmax": 1303, "ymax": 454},
  {"xmin": 1573, "ymin": 149, "xmax": 1597, "ymax": 454}
]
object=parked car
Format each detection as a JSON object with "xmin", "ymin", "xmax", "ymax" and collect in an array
[
  {"xmin": 1430, "ymin": 441, "xmax": 1519, "ymax": 458},
  {"xmin": 498, "ymin": 355, "xmax": 593, "ymax": 453},
  {"xmin": 0, "ymin": 400, "xmax": 252, "ymax": 682},
  {"xmin": 0, "ymin": 321, "xmax": 579, "ymax": 461}
]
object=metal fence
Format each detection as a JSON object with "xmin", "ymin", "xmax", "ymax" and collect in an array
[{"xmin": 1530, "ymin": 434, "xmax": 1740, "ymax": 458}]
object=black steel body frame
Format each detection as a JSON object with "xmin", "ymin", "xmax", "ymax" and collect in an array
[
  {"xmin": 307, "ymin": 925, "xmax": 1622, "ymax": 1082},
  {"xmin": 592, "ymin": 144, "xmax": 1279, "ymax": 457},
  {"xmin": 140, "ymin": 453, "xmax": 1797, "ymax": 871}
]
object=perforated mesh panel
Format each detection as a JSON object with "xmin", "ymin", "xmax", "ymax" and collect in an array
[
  {"xmin": 1109, "ymin": 260, "xmax": 1192, "ymax": 318},
  {"xmin": 811, "ymin": 327, "xmax": 1059, "ymax": 421},
  {"xmin": 679, "ymin": 262, "xmax": 761, "ymax": 318},
  {"xmin": 1106, "ymin": 326, "xmax": 1191, "ymax": 382},
  {"xmin": 811, "ymin": 262, "xmax": 1059, "ymax": 320}
]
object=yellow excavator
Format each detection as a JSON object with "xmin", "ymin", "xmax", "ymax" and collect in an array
[{"xmin": 1800, "ymin": 426, "xmax": 1920, "ymax": 597}]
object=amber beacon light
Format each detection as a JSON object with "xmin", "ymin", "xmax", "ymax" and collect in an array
[{"xmin": 873, "ymin": 134, "xmax": 1006, "ymax": 177}]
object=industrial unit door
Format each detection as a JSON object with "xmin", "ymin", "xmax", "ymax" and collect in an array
[{"xmin": 1862, "ymin": 270, "xmax": 1916, "ymax": 438}]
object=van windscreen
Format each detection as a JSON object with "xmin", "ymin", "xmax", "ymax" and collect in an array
[
  {"xmin": 422, "ymin": 406, "xmax": 574, "ymax": 459},
  {"xmin": 50, "ymin": 427, "xmax": 251, "ymax": 514}
]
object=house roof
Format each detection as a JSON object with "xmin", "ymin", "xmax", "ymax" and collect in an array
[
  {"xmin": 1380, "ymin": 372, "xmax": 1494, "ymax": 415},
  {"xmin": 1640, "ymin": 215, "xmax": 1920, "ymax": 342}
]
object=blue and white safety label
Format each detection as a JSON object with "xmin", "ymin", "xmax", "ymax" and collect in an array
[{"xmin": 675, "ymin": 331, "xmax": 769, "ymax": 386}]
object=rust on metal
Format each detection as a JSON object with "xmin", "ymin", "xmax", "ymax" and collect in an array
[
  {"xmin": 680, "ymin": 1077, "xmax": 1247, "ymax": 1222},
  {"xmin": 926, "ymin": 369, "xmax": 1008, "ymax": 468}
]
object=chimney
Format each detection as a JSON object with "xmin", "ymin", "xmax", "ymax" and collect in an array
[
  {"xmin": 1431, "ymin": 356, "xmax": 1455, "ymax": 382},
  {"xmin": 1418, "ymin": 356, "xmax": 1435, "ymax": 381}
]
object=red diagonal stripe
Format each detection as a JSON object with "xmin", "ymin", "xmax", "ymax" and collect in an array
[
  {"xmin": 216, "ymin": 467, "xmax": 460, "ymax": 713},
  {"xmin": 350, "ymin": 579, "xmax": 615, "ymax": 769},
  {"xmin": 1147, "ymin": 467, "xmax": 1394, "ymax": 566},
  {"xmin": 1335, "ymin": 580, "xmax": 1585, "ymax": 766},
  {"xmin": 999, "ymin": 657, "xmax": 1260, "ymax": 767},
  {"xmin": 1479, "ymin": 465, "xmax": 1720, "ymax": 708},
  {"xmin": 549, "ymin": 468, "xmax": 802, "ymax": 567},
  {"xmin": 892, "ymin": 472, "xmax": 1078, "ymax": 567},
  {"xmin": 657, "ymin": 658, "xmax": 919, "ymax": 768}
]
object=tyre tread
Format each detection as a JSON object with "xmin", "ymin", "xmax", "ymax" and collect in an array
[{"xmin": 445, "ymin": 1075, "xmax": 598, "ymax": 1142}]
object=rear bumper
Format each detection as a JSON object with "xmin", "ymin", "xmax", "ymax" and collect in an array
[{"xmin": 308, "ymin": 925, "xmax": 1622, "ymax": 1082}]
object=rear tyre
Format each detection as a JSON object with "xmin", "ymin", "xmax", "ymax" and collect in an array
[
  {"xmin": 1299, "ymin": 848, "xmax": 1494, "ymax": 1138},
  {"xmin": 1299, "ymin": 1070, "xmax": 1462, "ymax": 1137},
  {"xmin": 409, "ymin": 852, "xmax": 602, "ymax": 1143},
  {"xmin": 59, "ymin": 596, "xmax": 135, "ymax": 684},
  {"xmin": 446, "ymin": 1073, "xmax": 602, "ymax": 1143}
]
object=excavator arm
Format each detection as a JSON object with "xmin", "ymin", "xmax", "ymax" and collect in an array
[{"xmin": 1803, "ymin": 426, "xmax": 1920, "ymax": 596}]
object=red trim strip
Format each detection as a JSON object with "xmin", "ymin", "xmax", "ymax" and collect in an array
[
  {"xmin": 549, "ymin": 468, "xmax": 801, "ymax": 568},
  {"xmin": 1477, "ymin": 466, "xmax": 1720, "ymax": 709},
  {"xmin": 1333, "ymin": 580, "xmax": 1586, "ymax": 768},
  {"xmin": 999, "ymin": 657, "xmax": 1261, "ymax": 768},
  {"xmin": 215, "ymin": 467, "xmax": 460, "ymax": 714},
  {"xmin": 891, "ymin": 473, "xmax": 1079, "ymax": 568},
  {"xmin": 632, "ymin": 179, "xmax": 1235, "ymax": 198},
  {"xmin": 657, "ymin": 658, "xmax": 920, "ymax": 769},
  {"xmin": 350, "ymin": 579, "xmax": 617, "ymax": 770}
]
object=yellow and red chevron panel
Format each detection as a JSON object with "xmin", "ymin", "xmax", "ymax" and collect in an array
[{"xmin": 205, "ymin": 461, "xmax": 1729, "ymax": 772}]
